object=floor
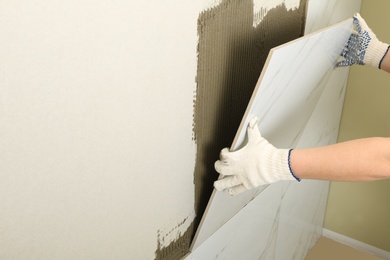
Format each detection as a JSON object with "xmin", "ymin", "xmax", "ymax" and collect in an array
[{"xmin": 305, "ymin": 237, "xmax": 382, "ymax": 260}]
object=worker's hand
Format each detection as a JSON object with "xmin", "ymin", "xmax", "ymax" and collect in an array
[
  {"xmin": 337, "ymin": 13, "xmax": 389, "ymax": 69},
  {"xmin": 213, "ymin": 117, "xmax": 299, "ymax": 196}
]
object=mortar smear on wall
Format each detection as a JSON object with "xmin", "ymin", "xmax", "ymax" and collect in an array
[
  {"xmin": 155, "ymin": 220, "xmax": 195, "ymax": 260},
  {"xmin": 193, "ymin": 0, "xmax": 307, "ymax": 249},
  {"xmin": 156, "ymin": 212, "xmax": 196, "ymax": 248},
  {"xmin": 155, "ymin": 0, "xmax": 307, "ymax": 259}
]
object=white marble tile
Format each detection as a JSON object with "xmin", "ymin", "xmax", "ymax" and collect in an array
[
  {"xmin": 231, "ymin": 20, "xmax": 353, "ymax": 151},
  {"xmin": 273, "ymin": 180, "xmax": 329, "ymax": 259},
  {"xmin": 187, "ymin": 180, "xmax": 329, "ymax": 259},
  {"xmin": 295, "ymin": 67, "xmax": 349, "ymax": 148},
  {"xmin": 189, "ymin": 182, "xmax": 286, "ymax": 259},
  {"xmin": 190, "ymin": 18, "xmax": 353, "ymax": 252},
  {"xmin": 305, "ymin": 0, "xmax": 362, "ymax": 34}
]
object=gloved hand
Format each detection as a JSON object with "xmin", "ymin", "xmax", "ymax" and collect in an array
[
  {"xmin": 214, "ymin": 117, "xmax": 300, "ymax": 196},
  {"xmin": 337, "ymin": 13, "xmax": 390, "ymax": 69}
]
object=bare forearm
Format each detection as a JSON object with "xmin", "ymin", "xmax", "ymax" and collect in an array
[
  {"xmin": 381, "ymin": 51, "xmax": 390, "ymax": 73},
  {"xmin": 290, "ymin": 137, "xmax": 390, "ymax": 182}
]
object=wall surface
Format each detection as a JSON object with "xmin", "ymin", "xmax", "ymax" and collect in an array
[
  {"xmin": 0, "ymin": 1, "xmax": 200, "ymax": 259},
  {"xmin": 305, "ymin": 237, "xmax": 382, "ymax": 260},
  {"xmin": 324, "ymin": 0, "xmax": 390, "ymax": 252}
]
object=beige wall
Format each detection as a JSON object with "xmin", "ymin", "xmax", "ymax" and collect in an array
[
  {"xmin": 305, "ymin": 237, "xmax": 381, "ymax": 260},
  {"xmin": 0, "ymin": 1, "xmax": 200, "ymax": 259},
  {"xmin": 324, "ymin": 0, "xmax": 390, "ymax": 252}
]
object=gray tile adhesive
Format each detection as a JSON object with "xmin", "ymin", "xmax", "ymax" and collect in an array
[{"xmin": 155, "ymin": 0, "xmax": 307, "ymax": 259}]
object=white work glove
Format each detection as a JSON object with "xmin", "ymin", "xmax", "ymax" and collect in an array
[
  {"xmin": 214, "ymin": 117, "xmax": 300, "ymax": 196},
  {"xmin": 337, "ymin": 13, "xmax": 390, "ymax": 69}
]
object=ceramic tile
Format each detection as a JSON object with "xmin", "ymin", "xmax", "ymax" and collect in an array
[
  {"xmin": 190, "ymin": 19, "xmax": 353, "ymax": 251},
  {"xmin": 231, "ymin": 21, "xmax": 353, "ymax": 151},
  {"xmin": 305, "ymin": 0, "xmax": 362, "ymax": 34},
  {"xmin": 189, "ymin": 182, "xmax": 286, "ymax": 259},
  {"xmin": 187, "ymin": 180, "xmax": 329, "ymax": 259}
]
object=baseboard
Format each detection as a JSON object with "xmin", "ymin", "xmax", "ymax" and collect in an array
[{"xmin": 322, "ymin": 229, "xmax": 390, "ymax": 259}]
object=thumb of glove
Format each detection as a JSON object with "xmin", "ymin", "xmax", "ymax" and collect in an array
[{"xmin": 247, "ymin": 117, "xmax": 262, "ymax": 143}]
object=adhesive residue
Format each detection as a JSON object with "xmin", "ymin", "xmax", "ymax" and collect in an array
[
  {"xmin": 194, "ymin": 0, "xmax": 307, "ymax": 236},
  {"xmin": 155, "ymin": 0, "xmax": 307, "ymax": 259},
  {"xmin": 155, "ymin": 218, "xmax": 195, "ymax": 260}
]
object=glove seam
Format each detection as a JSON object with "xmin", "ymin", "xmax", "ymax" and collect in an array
[
  {"xmin": 288, "ymin": 149, "xmax": 301, "ymax": 182},
  {"xmin": 378, "ymin": 45, "xmax": 390, "ymax": 69}
]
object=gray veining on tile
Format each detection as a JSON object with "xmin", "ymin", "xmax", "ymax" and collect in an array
[
  {"xmin": 188, "ymin": 181, "xmax": 328, "ymax": 259},
  {"xmin": 232, "ymin": 20, "xmax": 353, "ymax": 151},
  {"xmin": 305, "ymin": 0, "xmax": 362, "ymax": 34}
]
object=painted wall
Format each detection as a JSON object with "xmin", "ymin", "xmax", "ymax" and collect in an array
[
  {"xmin": 305, "ymin": 237, "xmax": 382, "ymax": 260},
  {"xmin": 324, "ymin": 0, "xmax": 390, "ymax": 252},
  {"xmin": 0, "ymin": 1, "xmax": 200, "ymax": 259}
]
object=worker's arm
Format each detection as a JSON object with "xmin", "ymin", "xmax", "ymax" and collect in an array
[
  {"xmin": 214, "ymin": 117, "xmax": 390, "ymax": 196},
  {"xmin": 380, "ymin": 50, "xmax": 390, "ymax": 72},
  {"xmin": 290, "ymin": 137, "xmax": 390, "ymax": 182},
  {"xmin": 337, "ymin": 13, "xmax": 390, "ymax": 72}
]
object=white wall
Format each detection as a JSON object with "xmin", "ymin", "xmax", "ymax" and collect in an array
[{"xmin": 0, "ymin": 1, "xmax": 201, "ymax": 259}]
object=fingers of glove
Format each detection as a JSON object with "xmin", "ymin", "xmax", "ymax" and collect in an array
[
  {"xmin": 339, "ymin": 45, "xmax": 350, "ymax": 61},
  {"xmin": 339, "ymin": 50, "xmax": 350, "ymax": 61},
  {"xmin": 214, "ymin": 160, "xmax": 233, "ymax": 176},
  {"xmin": 353, "ymin": 14, "xmax": 363, "ymax": 34},
  {"xmin": 248, "ymin": 116, "xmax": 259, "ymax": 128},
  {"xmin": 214, "ymin": 176, "xmax": 241, "ymax": 191},
  {"xmin": 247, "ymin": 117, "xmax": 262, "ymax": 142},
  {"xmin": 228, "ymin": 185, "xmax": 248, "ymax": 196},
  {"xmin": 218, "ymin": 147, "xmax": 245, "ymax": 166},
  {"xmin": 336, "ymin": 52, "xmax": 357, "ymax": 67},
  {"xmin": 219, "ymin": 147, "xmax": 231, "ymax": 161},
  {"xmin": 354, "ymin": 13, "xmax": 369, "ymax": 34},
  {"xmin": 347, "ymin": 33, "xmax": 359, "ymax": 49},
  {"xmin": 336, "ymin": 60, "xmax": 352, "ymax": 67},
  {"xmin": 336, "ymin": 33, "xmax": 360, "ymax": 67}
]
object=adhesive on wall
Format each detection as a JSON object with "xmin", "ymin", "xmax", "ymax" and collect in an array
[
  {"xmin": 193, "ymin": 0, "xmax": 306, "ymax": 252},
  {"xmin": 155, "ymin": 0, "xmax": 307, "ymax": 259}
]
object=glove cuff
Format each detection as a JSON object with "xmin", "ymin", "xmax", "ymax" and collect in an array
[
  {"xmin": 265, "ymin": 148, "xmax": 300, "ymax": 182},
  {"xmin": 379, "ymin": 45, "xmax": 390, "ymax": 69},
  {"xmin": 287, "ymin": 149, "xmax": 301, "ymax": 182},
  {"xmin": 366, "ymin": 41, "xmax": 389, "ymax": 68}
]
